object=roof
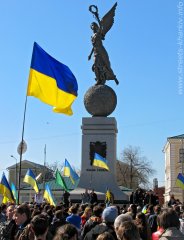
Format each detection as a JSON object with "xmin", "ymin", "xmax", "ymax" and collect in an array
[
  {"xmin": 168, "ymin": 134, "xmax": 184, "ymax": 140},
  {"xmin": 7, "ymin": 160, "xmax": 51, "ymax": 170}
]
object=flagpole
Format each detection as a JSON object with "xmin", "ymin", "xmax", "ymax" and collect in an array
[
  {"xmin": 18, "ymin": 96, "xmax": 28, "ymax": 204},
  {"xmin": 43, "ymin": 144, "xmax": 46, "ymax": 190}
]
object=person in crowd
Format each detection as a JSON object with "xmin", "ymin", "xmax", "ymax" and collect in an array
[
  {"xmin": 90, "ymin": 189, "xmax": 98, "ymax": 204},
  {"xmin": 0, "ymin": 204, "xmax": 7, "ymax": 223},
  {"xmin": 114, "ymin": 213, "xmax": 132, "ymax": 235},
  {"xmin": 0, "ymin": 204, "xmax": 16, "ymax": 240},
  {"xmin": 50, "ymin": 210, "xmax": 66, "ymax": 236},
  {"xmin": 152, "ymin": 214, "xmax": 164, "ymax": 240},
  {"xmin": 62, "ymin": 191, "xmax": 70, "ymax": 208},
  {"xmin": 159, "ymin": 208, "xmax": 184, "ymax": 239},
  {"xmin": 81, "ymin": 205, "xmax": 103, "ymax": 239},
  {"xmin": 116, "ymin": 221, "xmax": 140, "ymax": 240},
  {"xmin": 14, "ymin": 203, "xmax": 31, "ymax": 240},
  {"xmin": 148, "ymin": 204, "xmax": 161, "ymax": 233},
  {"xmin": 135, "ymin": 212, "xmax": 151, "ymax": 240},
  {"xmin": 66, "ymin": 205, "xmax": 81, "ymax": 230},
  {"xmin": 81, "ymin": 207, "xmax": 92, "ymax": 227},
  {"xmin": 179, "ymin": 211, "xmax": 184, "ymax": 234},
  {"xmin": 126, "ymin": 204, "xmax": 137, "ymax": 220},
  {"xmin": 53, "ymin": 224, "xmax": 78, "ymax": 240},
  {"xmin": 145, "ymin": 205, "xmax": 154, "ymax": 220},
  {"xmin": 96, "ymin": 231, "xmax": 115, "ymax": 240},
  {"xmin": 30, "ymin": 214, "xmax": 50, "ymax": 240},
  {"xmin": 81, "ymin": 189, "xmax": 90, "ymax": 204},
  {"xmin": 168, "ymin": 194, "xmax": 176, "ymax": 207},
  {"xmin": 84, "ymin": 206, "xmax": 118, "ymax": 240}
]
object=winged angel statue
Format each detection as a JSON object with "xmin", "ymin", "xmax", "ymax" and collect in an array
[{"xmin": 88, "ymin": 3, "xmax": 119, "ymax": 85}]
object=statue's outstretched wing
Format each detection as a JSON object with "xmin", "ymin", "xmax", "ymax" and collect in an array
[{"xmin": 101, "ymin": 2, "xmax": 117, "ymax": 37}]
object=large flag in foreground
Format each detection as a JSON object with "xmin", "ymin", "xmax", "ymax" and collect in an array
[
  {"xmin": 0, "ymin": 173, "xmax": 14, "ymax": 203},
  {"xmin": 92, "ymin": 153, "xmax": 109, "ymax": 171},
  {"xmin": 176, "ymin": 173, "xmax": 184, "ymax": 190},
  {"xmin": 43, "ymin": 184, "xmax": 56, "ymax": 206},
  {"xmin": 63, "ymin": 159, "xmax": 79, "ymax": 184},
  {"xmin": 27, "ymin": 42, "xmax": 78, "ymax": 115},
  {"xmin": 23, "ymin": 169, "xmax": 39, "ymax": 193},
  {"xmin": 55, "ymin": 169, "xmax": 69, "ymax": 192}
]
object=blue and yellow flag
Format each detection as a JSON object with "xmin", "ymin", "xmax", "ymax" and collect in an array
[
  {"xmin": 23, "ymin": 169, "xmax": 39, "ymax": 193},
  {"xmin": 93, "ymin": 153, "xmax": 109, "ymax": 171},
  {"xmin": 11, "ymin": 183, "xmax": 18, "ymax": 204},
  {"xmin": 176, "ymin": 173, "xmax": 184, "ymax": 190},
  {"xmin": 0, "ymin": 173, "xmax": 14, "ymax": 203},
  {"xmin": 63, "ymin": 159, "xmax": 79, "ymax": 185},
  {"xmin": 27, "ymin": 42, "xmax": 78, "ymax": 115},
  {"xmin": 43, "ymin": 184, "xmax": 56, "ymax": 206}
]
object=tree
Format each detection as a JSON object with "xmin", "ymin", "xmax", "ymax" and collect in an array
[{"xmin": 118, "ymin": 145, "xmax": 156, "ymax": 190}]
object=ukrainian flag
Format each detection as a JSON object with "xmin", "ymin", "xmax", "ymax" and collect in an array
[
  {"xmin": 0, "ymin": 173, "xmax": 14, "ymax": 203},
  {"xmin": 63, "ymin": 159, "xmax": 79, "ymax": 184},
  {"xmin": 27, "ymin": 42, "xmax": 78, "ymax": 115},
  {"xmin": 43, "ymin": 184, "xmax": 56, "ymax": 206},
  {"xmin": 176, "ymin": 173, "xmax": 184, "ymax": 190},
  {"xmin": 23, "ymin": 169, "xmax": 39, "ymax": 193},
  {"xmin": 11, "ymin": 183, "xmax": 18, "ymax": 204},
  {"xmin": 93, "ymin": 153, "xmax": 109, "ymax": 171}
]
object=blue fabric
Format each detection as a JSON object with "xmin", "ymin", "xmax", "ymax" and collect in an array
[{"xmin": 66, "ymin": 214, "xmax": 81, "ymax": 229}]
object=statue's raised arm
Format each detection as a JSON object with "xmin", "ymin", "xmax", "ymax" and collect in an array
[{"xmin": 88, "ymin": 3, "xmax": 119, "ymax": 85}]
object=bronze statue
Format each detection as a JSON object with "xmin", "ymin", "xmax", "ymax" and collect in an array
[{"xmin": 88, "ymin": 3, "xmax": 119, "ymax": 85}]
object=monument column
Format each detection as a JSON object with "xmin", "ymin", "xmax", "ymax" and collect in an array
[{"xmin": 77, "ymin": 3, "xmax": 128, "ymax": 202}]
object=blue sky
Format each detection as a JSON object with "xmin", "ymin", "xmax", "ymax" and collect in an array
[{"xmin": 0, "ymin": 0, "xmax": 183, "ymax": 188}]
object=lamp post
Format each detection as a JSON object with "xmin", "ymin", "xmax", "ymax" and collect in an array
[{"xmin": 10, "ymin": 155, "xmax": 18, "ymax": 188}]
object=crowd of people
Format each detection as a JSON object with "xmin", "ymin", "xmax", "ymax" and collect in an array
[{"xmin": 0, "ymin": 190, "xmax": 184, "ymax": 240}]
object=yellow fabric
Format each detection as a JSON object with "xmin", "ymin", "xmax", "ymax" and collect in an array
[
  {"xmin": 43, "ymin": 190, "xmax": 56, "ymax": 206},
  {"xmin": 93, "ymin": 160, "xmax": 109, "ymax": 170},
  {"xmin": 23, "ymin": 175, "xmax": 39, "ymax": 193},
  {"xmin": 27, "ymin": 69, "xmax": 76, "ymax": 115}
]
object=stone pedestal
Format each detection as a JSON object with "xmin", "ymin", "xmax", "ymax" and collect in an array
[{"xmin": 78, "ymin": 117, "xmax": 128, "ymax": 202}]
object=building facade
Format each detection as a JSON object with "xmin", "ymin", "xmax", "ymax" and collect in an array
[{"xmin": 163, "ymin": 134, "xmax": 184, "ymax": 203}]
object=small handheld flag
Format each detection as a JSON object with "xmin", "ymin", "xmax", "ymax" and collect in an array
[
  {"xmin": 23, "ymin": 169, "xmax": 39, "ymax": 193},
  {"xmin": 27, "ymin": 42, "xmax": 78, "ymax": 115},
  {"xmin": 63, "ymin": 159, "xmax": 79, "ymax": 184},
  {"xmin": 93, "ymin": 153, "xmax": 109, "ymax": 171},
  {"xmin": 43, "ymin": 184, "xmax": 56, "ymax": 206}
]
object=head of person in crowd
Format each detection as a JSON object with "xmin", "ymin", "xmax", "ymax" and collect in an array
[
  {"xmin": 173, "ymin": 204, "xmax": 181, "ymax": 217},
  {"xmin": 127, "ymin": 204, "xmax": 137, "ymax": 219},
  {"xmin": 114, "ymin": 213, "xmax": 132, "ymax": 234},
  {"xmin": 6, "ymin": 204, "xmax": 15, "ymax": 221},
  {"xmin": 154, "ymin": 205, "xmax": 161, "ymax": 214},
  {"xmin": 102, "ymin": 206, "xmax": 118, "ymax": 224},
  {"xmin": 53, "ymin": 224, "xmax": 78, "ymax": 240},
  {"xmin": 96, "ymin": 231, "xmax": 115, "ymax": 240},
  {"xmin": 30, "ymin": 214, "xmax": 49, "ymax": 240},
  {"xmin": 68, "ymin": 205, "xmax": 78, "ymax": 215},
  {"xmin": 116, "ymin": 221, "xmax": 140, "ymax": 240},
  {"xmin": 83, "ymin": 207, "xmax": 92, "ymax": 218},
  {"xmin": 14, "ymin": 203, "xmax": 31, "ymax": 226},
  {"xmin": 159, "ymin": 208, "xmax": 180, "ymax": 230},
  {"xmin": 135, "ymin": 212, "xmax": 147, "ymax": 226}
]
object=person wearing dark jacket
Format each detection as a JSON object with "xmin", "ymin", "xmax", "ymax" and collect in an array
[
  {"xmin": 81, "ymin": 205, "xmax": 103, "ymax": 239},
  {"xmin": 84, "ymin": 206, "xmax": 118, "ymax": 240}
]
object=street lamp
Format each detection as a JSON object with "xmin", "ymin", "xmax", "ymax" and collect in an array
[{"xmin": 10, "ymin": 155, "xmax": 18, "ymax": 188}]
